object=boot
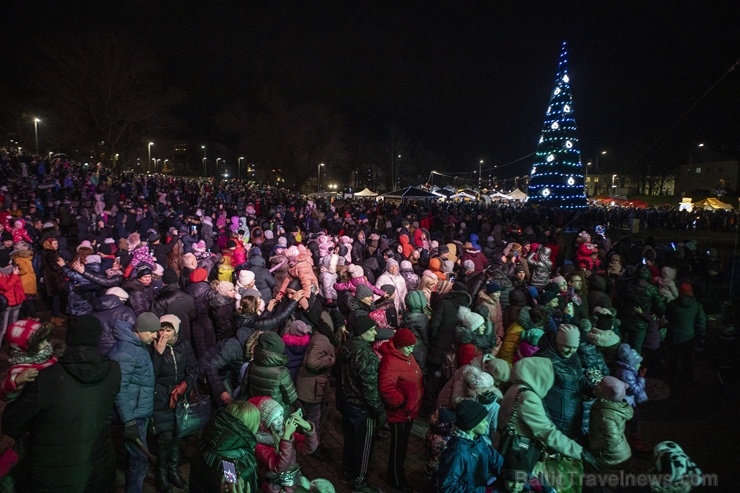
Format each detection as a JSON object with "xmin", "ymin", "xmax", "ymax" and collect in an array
[
  {"xmin": 167, "ymin": 441, "xmax": 187, "ymax": 489},
  {"xmin": 156, "ymin": 438, "xmax": 173, "ymax": 493}
]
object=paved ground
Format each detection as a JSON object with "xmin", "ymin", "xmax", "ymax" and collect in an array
[{"xmin": 0, "ymin": 317, "xmax": 737, "ymax": 493}]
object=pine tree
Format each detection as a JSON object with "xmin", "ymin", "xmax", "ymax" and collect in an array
[{"xmin": 527, "ymin": 42, "xmax": 586, "ymax": 208}]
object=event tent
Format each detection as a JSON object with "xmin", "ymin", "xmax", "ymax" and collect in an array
[
  {"xmin": 381, "ymin": 186, "xmax": 438, "ymax": 202},
  {"xmin": 353, "ymin": 187, "xmax": 377, "ymax": 197},
  {"xmin": 693, "ymin": 198, "xmax": 734, "ymax": 210},
  {"xmin": 508, "ymin": 189, "xmax": 527, "ymax": 201}
]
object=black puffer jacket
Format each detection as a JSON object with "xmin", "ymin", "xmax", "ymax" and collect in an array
[
  {"xmin": 186, "ymin": 281, "xmax": 216, "ymax": 359},
  {"xmin": 339, "ymin": 336, "xmax": 384, "ymax": 416},
  {"xmin": 150, "ymin": 338, "xmax": 198, "ymax": 434},
  {"xmin": 428, "ymin": 290, "xmax": 472, "ymax": 366},
  {"xmin": 210, "ymin": 292, "xmax": 236, "ymax": 342},
  {"xmin": 541, "ymin": 345, "xmax": 588, "ymax": 438},
  {"xmin": 123, "ymin": 278, "xmax": 155, "ymax": 316},
  {"xmin": 587, "ymin": 275, "xmax": 613, "ymax": 310},
  {"xmin": 617, "ymin": 266, "xmax": 666, "ymax": 335},
  {"xmin": 247, "ymin": 255, "xmax": 276, "ymax": 302},
  {"xmin": 92, "ymin": 294, "xmax": 138, "ymax": 355},
  {"xmin": 151, "ymin": 284, "xmax": 197, "ymax": 346},
  {"xmin": 245, "ymin": 347, "xmax": 297, "ymax": 413},
  {"xmin": 79, "ymin": 268, "xmax": 125, "ymax": 289},
  {"xmin": 1, "ymin": 346, "xmax": 121, "ymax": 493},
  {"xmin": 189, "ymin": 409, "xmax": 258, "ymax": 493}
]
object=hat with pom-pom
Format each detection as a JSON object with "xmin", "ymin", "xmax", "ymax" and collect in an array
[
  {"xmin": 594, "ymin": 376, "xmax": 627, "ymax": 402},
  {"xmin": 520, "ymin": 328, "xmax": 544, "ymax": 345},
  {"xmin": 556, "ymin": 324, "xmax": 580, "ymax": 346},
  {"xmin": 458, "ymin": 305, "xmax": 485, "ymax": 332}
]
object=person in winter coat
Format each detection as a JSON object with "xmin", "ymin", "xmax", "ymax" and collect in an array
[
  {"xmin": 378, "ymin": 329, "xmax": 423, "ymax": 491},
  {"xmin": 9, "ymin": 241, "xmax": 36, "ymax": 317},
  {"xmin": 613, "ymin": 343, "xmax": 648, "ymax": 408},
  {"xmin": 403, "ymin": 290, "xmax": 430, "ymax": 374},
  {"xmin": 1, "ymin": 316, "xmax": 121, "ymax": 493},
  {"xmin": 502, "ymin": 287, "xmax": 529, "ymax": 330},
  {"xmin": 515, "ymin": 327, "xmax": 544, "ymax": 363},
  {"xmin": 92, "ymin": 287, "xmax": 138, "ymax": 356},
  {"xmin": 589, "ymin": 376, "xmax": 633, "ymax": 470},
  {"xmin": 0, "ymin": 320, "xmax": 58, "ymax": 402},
  {"xmin": 248, "ymin": 253, "xmax": 276, "ymax": 302},
  {"xmin": 295, "ymin": 320, "xmax": 335, "ymax": 456},
  {"xmin": 656, "ymin": 266, "xmax": 679, "ymax": 302},
  {"xmin": 339, "ymin": 316, "xmax": 385, "ymax": 491},
  {"xmin": 248, "ymin": 396, "xmax": 318, "ymax": 493},
  {"xmin": 428, "ymin": 286, "xmax": 472, "ymax": 395},
  {"xmin": 540, "ymin": 324, "xmax": 589, "ymax": 438},
  {"xmin": 282, "ymin": 320, "xmax": 312, "ymax": 382},
  {"xmin": 375, "ymin": 259, "xmax": 408, "ymax": 314},
  {"xmin": 527, "ymin": 245, "xmax": 553, "ymax": 288},
  {"xmin": 149, "ymin": 314, "xmax": 198, "ymax": 493},
  {"xmin": 40, "ymin": 234, "xmax": 66, "ymax": 325},
  {"xmin": 399, "ymin": 260, "xmax": 419, "ymax": 292},
  {"xmin": 319, "ymin": 254, "xmax": 339, "ymax": 303},
  {"xmin": 280, "ymin": 246, "xmax": 319, "ymax": 298},
  {"xmin": 0, "ymin": 259, "xmax": 25, "ymax": 346},
  {"xmin": 498, "ymin": 306, "xmax": 545, "ymax": 367},
  {"xmin": 151, "ymin": 269, "xmax": 197, "ymax": 347},
  {"xmin": 107, "ymin": 312, "xmax": 159, "ymax": 493},
  {"xmin": 664, "ymin": 283, "xmax": 706, "ymax": 382},
  {"xmin": 437, "ymin": 399, "xmax": 503, "ymax": 493},
  {"xmin": 617, "ymin": 265, "xmax": 666, "ymax": 354},
  {"xmin": 461, "ymin": 238, "xmax": 488, "ymax": 274},
  {"xmin": 124, "ymin": 266, "xmax": 156, "ymax": 316},
  {"xmin": 458, "ymin": 305, "xmax": 495, "ymax": 359},
  {"xmin": 587, "ymin": 275, "xmax": 613, "ymax": 310},
  {"xmin": 475, "ymin": 280, "xmax": 504, "ymax": 350},
  {"xmin": 437, "ymin": 353, "xmax": 511, "ymax": 411},
  {"xmin": 351, "ymin": 230, "xmax": 367, "ymax": 266},
  {"xmin": 210, "ymin": 280, "xmax": 237, "ymax": 341},
  {"xmin": 188, "ymin": 401, "xmax": 260, "ymax": 493},
  {"xmin": 245, "ymin": 331, "xmax": 298, "ymax": 413},
  {"xmin": 186, "ymin": 268, "xmax": 217, "ymax": 359}
]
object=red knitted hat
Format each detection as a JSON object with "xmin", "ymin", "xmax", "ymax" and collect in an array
[
  {"xmin": 6, "ymin": 320, "xmax": 43, "ymax": 352},
  {"xmin": 393, "ymin": 328, "xmax": 416, "ymax": 349},
  {"xmin": 679, "ymin": 283, "xmax": 693, "ymax": 296}
]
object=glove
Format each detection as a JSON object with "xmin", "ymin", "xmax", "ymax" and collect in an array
[
  {"xmin": 169, "ymin": 382, "xmax": 188, "ymax": 409},
  {"xmin": 582, "ymin": 449, "xmax": 601, "ymax": 471},
  {"xmin": 123, "ymin": 421, "xmax": 139, "ymax": 442},
  {"xmin": 375, "ymin": 411, "xmax": 387, "ymax": 429}
]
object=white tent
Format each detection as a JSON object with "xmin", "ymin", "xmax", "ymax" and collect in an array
[
  {"xmin": 508, "ymin": 189, "xmax": 528, "ymax": 201},
  {"xmin": 354, "ymin": 187, "xmax": 378, "ymax": 197},
  {"xmin": 489, "ymin": 192, "xmax": 511, "ymax": 200},
  {"xmin": 450, "ymin": 191, "xmax": 476, "ymax": 200}
]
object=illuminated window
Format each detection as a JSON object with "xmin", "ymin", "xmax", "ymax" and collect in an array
[{"xmin": 695, "ymin": 168, "xmax": 701, "ymax": 173}]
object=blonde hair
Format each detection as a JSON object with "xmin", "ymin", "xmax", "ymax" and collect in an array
[
  {"xmin": 211, "ymin": 280, "xmax": 235, "ymax": 296},
  {"xmin": 239, "ymin": 296, "xmax": 260, "ymax": 315},
  {"xmin": 226, "ymin": 401, "xmax": 260, "ymax": 434}
]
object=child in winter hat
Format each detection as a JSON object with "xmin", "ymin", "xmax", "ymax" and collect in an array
[
  {"xmin": 613, "ymin": 343, "xmax": 648, "ymax": 407},
  {"xmin": 514, "ymin": 328, "xmax": 544, "ymax": 363},
  {"xmin": 1, "ymin": 320, "xmax": 58, "ymax": 401},
  {"xmin": 589, "ymin": 376, "xmax": 633, "ymax": 470},
  {"xmin": 649, "ymin": 441, "xmax": 703, "ymax": 493}
]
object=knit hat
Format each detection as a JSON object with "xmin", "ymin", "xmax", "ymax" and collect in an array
[
  {"xmin": 422, "ymin": 269, "xmax": 435, "ymax": 279},
  {"xmin": 485, "ymin": 281, "xmax": 502, "ymax": 294},
  {"xmin": 243, "ymin": 288, "xmax": 262, "ymax": 299},
  {"xmin": 393, "ymin": 328, "xmax": 416, "ymax": 348},
  {"xmin": 226, "ymin": 239, "xmax": 237, "ymax": 249},
  {"xmin": 538, "ymin": 291, "xmax": 557, "ymax": 306},
  {"xmin": 579, "ymin": 318, "xmax": 593, "ymax": 334},
  {"xmin": 134, "ymin": 312, "xmax": 161, "ymax": 332},
  {"xmin": 153, "ymin": 263, "xmax": 164, "ymax": 277},
  {"xmin": 380, "ymin": 284, "xmax": 395, "ymax": 296},
  {"xmin": 352, "ymin": 315, "xmax": 377, "ymax": 336},
  {"xmin": 238, "ymin": 269, "xmax": 255, "ymax": 286},
  {"xmin": 544, "ymin": 282, "xmax": 561, "ymax": 295},
  {"xmin": 437, "ymin": 245, "xmax": 450, "ymax": 255},
  {"xmin": 556, "ymin": 324, "xmax": 580, "ymax": 346},
  {"xmin": 66, "ymin": 315, "xmax": 103, "ymax": 347},
  {"xmin": 98, "ymin": 243, "xmax": 114, "ymax": 256},
  {"xmin": 400, "ymin": 260, "xmax": 412, "ymax": 270},
  {"xmin": 594, "ymin": 376, "xmax": 627, "ymax": 402},
  {"xmin": 287, "ymin": 320, "xmax": 312, "ymax": 336},
  {"xmin": 455, "ymin": 399, "xmax": 488, "ymax": 432},
  {"xmin": 679, "ymin": 283, "xmax": 693, "ymax": 296},
  {"xmin": 355, "ymin": 283, "xmax": 373, "ymax": 301},
  {"xmin": 348, "ymin": 264, "xmax": 364, "ymax": 279},
  {"xmin": 617, "ymin": 343, "xmax": 643, "ymax": 368},
  {"xmin": 76, "ymin": 240, "xmax": 93, "ymax": 251},
  {"xmin": 162, "ymin": 269, "xmax": 179, "ymax": 285},
  {"xmin": 651, "ymin": 441, "xmax": 703, "ymax": 493},
  {"xmin": 463, "ymin": 260, "xmax": 475, "ymax": 272},
  {"xmin": 6, "ymin": 320, "xmax": 44, "ymax": 352},
  {"xmin": 263, "ymin": 229, "xmax": 274, "ymax": 240},
  {"xmin": 521, "ymin": 328, "xmax": 544, "ymax": 345},
  {"xmin": 258, "ymin": 331, "xmax": 285, "ymax": 354},
  {"xmin": 190, "ymin": 268, "xmax": 208, "ymax": 283},
  {"xmin": 136, "ymin": 267, "xmax": 153, "ymax": 279},
  {"xmin": 385, "ymin": 259, "xmax": 398, "ymax": 271},
  {"xmin": 159, "ymin": 314, "xmax": 181, "ymax": 335},
  {"xmin": 483, "ymin": 356, "xmax": 511, "ymax": 384},
  {"xmin": 458, "ymin": 306, "xmax": 485, "ymax": 332},
  {"xmin": 255, "ymin": 397, "xmax": 284, "ymax": 431},
  {"xmin": 106, "ymin": 287, "xmax": 129, "ymax": 301},
  {"xmin": 277, "ymin": 237, "xmax": 288, "ymax": 248},
  {"xmin": 551, "ymin": 275, "xmax": 566, "ymax": 287},
  {"xmin": 148, "ymin": 232, "xmax": 160, "ymax": 243}
]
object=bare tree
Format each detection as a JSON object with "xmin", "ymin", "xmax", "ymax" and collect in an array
[
  {"xmin": 383, "ymin": 126, "xmax": 413, "ymax": 190},
  {"xmin": 30, "ymin": 30, "xmax": 183, "ymax": 170}
]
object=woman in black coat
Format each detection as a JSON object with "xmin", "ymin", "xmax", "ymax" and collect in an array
[
  {"xmin": 150, "ymin": 314, "xmax": 198, "ymax": 492},
  {"xmin": 186, "ymin": 268, "xmax": 216, "ymax": 360}
]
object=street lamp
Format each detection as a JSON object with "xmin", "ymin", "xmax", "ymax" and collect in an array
[
  {"xmin": 238, "ymin": 157, "xmax": 244, "ymax": 180},
  {"xmin": 317, "ymin": 162, "xmax": 325, "ymax": 193},
  {"xmin": 201, "ymin": 146, "xmax": 207, "ymax": 176},
  {"xmin": 479, "ymin": 160, "xmax": 483, "ymax": 187},
  {"xmin": 164, "ymin": 159, "xmax": 169, "ymax": 171},
  {"xmin": 216, "ymin": 158, "xmax": 222, "ymax": 179},
  {"xmin": 147, "ymin": 142, "xmax": 154, "ymax": 173},
  {"xmin": 33, "ymin": 118, "xmax": 40, "ymax": 155},
  {"xmin": 155, "ymin": 159, "xmax": 162, "ymax": 172}
]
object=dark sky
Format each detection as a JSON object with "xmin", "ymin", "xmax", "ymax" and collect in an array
[{"xmin": 3, "ymin": 1, "xmax": 739, "ymax": 177}]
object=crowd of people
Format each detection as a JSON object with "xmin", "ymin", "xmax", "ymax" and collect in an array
[{"xmin": 0, "ymin": 150, "xmax": 735, "ymax": 493}]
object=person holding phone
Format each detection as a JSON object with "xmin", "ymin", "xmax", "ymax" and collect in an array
[{"xmin": 190, "ymin": 400, "xmax": 260, "ymax": 493}]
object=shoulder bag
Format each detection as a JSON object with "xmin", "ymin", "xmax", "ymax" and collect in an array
[
  {"xmin": 175, "ymin": 386, "xmax": 212, "ymax": 438},
  {"xmin": 499, "ymin": 387, "xmax": 545, "ymax": 476}
]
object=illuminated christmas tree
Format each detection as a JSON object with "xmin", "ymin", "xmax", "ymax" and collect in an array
[{"xmin": 527, "ymin": 42, "xmax": 586, "ymax": 208}]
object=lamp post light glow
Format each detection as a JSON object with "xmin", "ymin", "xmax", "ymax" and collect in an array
[
  {"xmin": 216, "ymin": 158, "xmax": 222, "ymax": 180},
  {"xmin": 147, "ymin": 142, "xmax": 154, "ymax": 173},
  {"xmin": 238, "ymin": 157, "xmax": 244, "ymax": 180},
  {"xmin": 202, "ymin": 146, "xmax": 207, "ymax": 175},
  {"xmin": 318, "ymin": 162, "xmax": 325, "ymax": 193},
  {"xmin": 33, "ymin": 118, "xmax": 40, "ymax": 155}
]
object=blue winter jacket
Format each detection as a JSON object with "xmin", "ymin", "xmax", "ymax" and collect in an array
[
  {"xmin": 107, "ymin": 320, "xmax": 155, "ymax": 422},
  {"xmin": 437, "ymin": 429, "xmax": 504, "ymax": 493}
]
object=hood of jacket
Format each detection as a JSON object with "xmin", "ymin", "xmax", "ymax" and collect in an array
[
  {"xmin": 516, "ymin": 306, "xmax": 540, "ymax": 330},
  {"xmin": 590, "ymin": 275, "xmax": 607, "ymax": 293},
  {"xmin": 112, "ymin": 320, "xmax": 143, "ymax": 345},
  {"xmin": 443, "ymin": 289, "xmax": 472, "ymax": 308},
  {"xmin": 405, "ymin": 290, "xmax": 427, "ymax": 313},
  {"xmin": 93, "ymin": 294, "xmax": 125, "ymax": 312},
  {"xmin": 249, "ymin": 255, "xmax": 266, "ymax": 268},
  {"xmin": 399, "ymin": 234, "xmax": 410, "ymax": 246},
  {"xmin": 510, "ymin": 356, "xmax": 554, "ymax": 398},
  {"xmin": 378, "ymin": 339, "xmax": 411, "ymax": 360},
  {"xmin": 60, "ymin": 346, "xmax": 117, "ymax": 383},
  {"xmin": 661, "ymin": 266, "xmax": 677, "ymax": 280},
  {"xmin": 469, "ymin": 234, "xmax": 481, "ymax": 250},
  {"xmin": 596, "ymin": 398, "xmax": 634, "ymax": 419},
  {"xmin": 210, "ymin": 292, "xmax": 235, "ymax": 308},
  {"xmin": 678, "ymin": 294, "xmax": 698, "ymax": 309},
  {"xmin": 202, "ymin": 408, "xmax": 257, "ymax": 455},
  {"xmin": 252, "ymin": 347, "xmax": 289, "ymax": 367}
]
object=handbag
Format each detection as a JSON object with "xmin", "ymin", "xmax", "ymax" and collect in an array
[
  {"xmin": 533, "ymin": 454, "xmax": 583, "ymax": 493},
  {"xmin": 175, "ymin": 387, "xmax": 212, "ymax": 438},
  {"xmin": 499, "ymin": 388, "xmax": 544, "ymax": 476}
]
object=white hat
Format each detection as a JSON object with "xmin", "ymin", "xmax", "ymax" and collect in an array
[
  {"xmin": 106, "ymin": 287, "xmax": 129, "ymax": 301},
  {"xmin": 238, "ymin": 270, "xmax": 255, "ymax": 286},
  {"xmin": 76, "ymin": 240, "xmax": 93, "ymax": 251},
  {"xmin": 159, "ymin": 314, "xmax": 181, "ymax": 334}
]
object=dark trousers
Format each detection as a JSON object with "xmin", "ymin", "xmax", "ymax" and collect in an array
[
  {"xmin": 387, "ymin": 420, "xmax": 413, "ymax": 487},
  {"xmin": 668, "ymin": 338, "xmax": 696, "ymax": 381},
  {"xmin": 123, "ymin": 418, "xmax": 150, "ymax": 493},
  {"xmin": 341, "ymin": 402, "xmax": 376, "ymax": 486},
  {"xmin": 422, "ymin": 361, "xmax": 446, "ymax": 414}
]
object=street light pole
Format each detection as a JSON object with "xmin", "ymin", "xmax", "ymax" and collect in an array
[
  {"xmin": 238, "ymin": 157, "xmax": 244, "ymax": 180},
  {"xmin": 147, "ymin": 142, "xmax": 154, "ymax": 173},
  {"xmin": 317, "ymin": 163, "xmax": 325, "ymax": 193},
  {"xmin": 216, "ymin": 158, "xmax": 222, "ymax": 180},
  {"xmin": 33, "ymin": 118, "xmax": 40, "ymax": 155},
  {"xmin": 479, "ymin": 160, "xmax": 483, "ymax": 188},
  {"xmin": 201, "ymin": 146, "xmax": 207, "ymax": 176}
]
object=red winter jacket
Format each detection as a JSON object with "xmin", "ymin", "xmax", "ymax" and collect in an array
[
  {"xmin": 0, "ymin": 273, "xmax": 25, "ymax": 307},
  {"xmin": 378, "ymin": 340, "xmax": 423, "ymax": 423}
]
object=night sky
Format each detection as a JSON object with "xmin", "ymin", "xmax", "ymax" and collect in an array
[{"xmin": 3, "ymin": 1, "xmax": 739, "ymax": 177}]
